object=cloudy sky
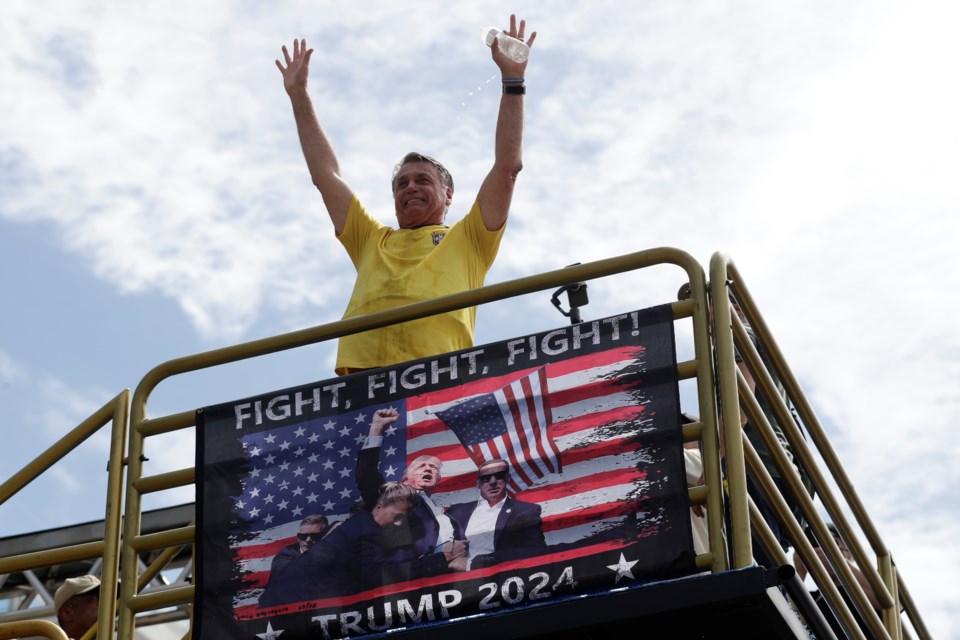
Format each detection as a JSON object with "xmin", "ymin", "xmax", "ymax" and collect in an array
[{"xmin": 2, "ymin": 0, "xmax": 958, "ymax": 635}]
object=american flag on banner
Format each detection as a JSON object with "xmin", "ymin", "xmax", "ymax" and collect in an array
[
  {"xmin": 227, "ymin": 343, "xmax": 667, "ymax": 613},
  {"xmin": 225, "ymin": 406, "xmax": 410, "ymax": 607},
  {"xmin": 435, "ymin": 366, "xmax": 559, "ymax": 492},
  {"xmin": 231, "ymin": 411, "xmax": 408, "ymax": 532}
]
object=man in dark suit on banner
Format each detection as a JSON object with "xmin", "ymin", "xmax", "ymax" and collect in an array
[
  {"xmin": 356, "ymin": 409, "xmax": 467, "ymax": 574},
  {"xmin": 447, "ymin": 459, "xmax": 546, "ymax": 569},
  {"xmin": 259, "ymin": 483, "xmax": 420, "ymax": 606},
  {"xmin": 265, "ymin": 514, "xmax": 329, "ymax": 581}
]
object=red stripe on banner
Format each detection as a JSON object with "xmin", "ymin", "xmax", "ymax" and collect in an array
[
  {"xmin": 499, "ymin": 434, "xmax": 536, "ymax": 489},
  {"xmin": 537, "ymin": 368, "xmax": 562, "ymax": 472},
  {"xmin": 405, "ymin": 372, "xmax": 530, "ymax": 411},
  {"xmin": 233, "ymin": 537, "xmax": 295, "ymax": 562},
  {"xmin": 405, "ymin": 418, "xmax": 448, "ymax": 440},
  {"xmin": 465, "ymin": 444, "xmax": 485, "ymax": 469},
  {"xmin": 411, "ymin": 442, "xmax": 466, "ymax": 465},
  {"xmin": 519, "ymin": 467, "xmax": 644, "ymax": 504},
  {"xmin": 506, "ymin": 382, "xmax": 542, "ymax": 479},
  {"xmin": 520, "ymin": 375, "xmax": 546, "ymax": 473},
  {"xmin": 500, "ymin": 386, "xmax": 539, "ymax": 488},
  {"xmin": 544, "ymin": 345, "xmax": 643, "ymax": 378},
  {"xmin": 551, "ymin": 405, "xmax": 645, "ymax": 439},
  {"xmin": 517, "ymin": 375, "xmax": 551, "ymax": 476},
  {"xmin": 233, "ymin": 537, "xmax": 632, "ymax": 619},
  {"xmin": 542, "ymin": 499, "xmax": 639, "ymax": 532},
  {"xmin": 485, "ymin": 439, "xmax": 503, "ymax": 463},
  {"xmin": 241, "ymin": 570, "xmax": 270, "ymax": 589},
  {"xmin": 434, "ymin": 469, "xmax": 481, "ymax": 494}
]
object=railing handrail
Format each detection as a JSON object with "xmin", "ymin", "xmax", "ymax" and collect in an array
[
  {"xmin": 129, "ymin": 247, "xmax": 703, "ymax": 418},
  {"xmin": 710, "ymin": 251, "xmax": 928, "ymax": 640}
]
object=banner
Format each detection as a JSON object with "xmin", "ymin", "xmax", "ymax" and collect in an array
[{"xmin": 196, "ymin": 305, "xmax": 694, "ymax": 639}]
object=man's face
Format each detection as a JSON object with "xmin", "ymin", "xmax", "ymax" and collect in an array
[
  {"xmin": 297, "ymin": 522, "xmax": 327, "ymax": 552},
  {"xmin": 61, "ymin": 592, "xmax": 100, "ymax": 637},
  {"xmin": 373, "ymin": 501, "xmax": 414, "ymax": 528},
  {"xmin": 405, "ymin": 458, "xmax": 441, "ymax": 492},
  {"xmin": 393, "ymin": 161, "xmax": 451, "ymax": 229},
  {"xmin": 478, "ymin": 463, "xmax": 509, "ymax": 505}
]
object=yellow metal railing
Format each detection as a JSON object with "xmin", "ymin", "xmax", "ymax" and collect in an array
[
  {"xmin": 0, "ymin": 248, "xmax": 934, "ymax": 639},
  {"xmin": 709, "ymin": 252, "xmax": 930, "ymax": 640},
  {"xmin": 0, "ymin": 391, "xmax": 128, "ymax": 640},
  {"xmin": 0, "ymin": 619, "xmax": 69, "ymax": 640}
]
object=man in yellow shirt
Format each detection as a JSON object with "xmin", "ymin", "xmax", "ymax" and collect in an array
[{"xmin": 277, "ymin": 15, "xmax": 536, "ymax": 374}]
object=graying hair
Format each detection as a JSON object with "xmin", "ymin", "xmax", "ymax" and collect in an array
[{"xmin": 392, "ymin": 152, "xmax": 454, "ymax": 192}]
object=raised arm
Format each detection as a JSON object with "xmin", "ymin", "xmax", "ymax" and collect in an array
[
  {"xmin": 355, "ymin": 409, "xmax": 399, "ymax": 508},
  {"xmin": 276, "ymin": 39, "xmax": 354, "ymax": 234},
  {"xmin": 476, "ymin": 15, "xmax": 537, "ymax": 232}
]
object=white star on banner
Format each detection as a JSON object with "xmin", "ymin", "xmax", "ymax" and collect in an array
[
  {"xmin": 234, "ymin": 409, "xmax": 407, "ymax": 532},
  {"xmin": 607, "ymin": 553, "xmax": 639, "ymax": 584},
  {"xmin": 256, "ymin": 621, "xmax": 284, "ymax": 640}
]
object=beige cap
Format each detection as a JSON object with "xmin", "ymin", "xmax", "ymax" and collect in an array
[{"xmin": 54, "ymin": 575, "xmax": 101, "ymax": 612}]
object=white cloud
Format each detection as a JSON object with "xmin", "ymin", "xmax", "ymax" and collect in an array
[
  {"xmin": 0, "ymin": 349, "xmax": 26, "ymax": 383},
  {"xmin": 0, "ymin": 351, "xmax": 113, "ymax": 446},
  {"xmin": 48, "ymin": 465, "xmax": 83, "ymax": 494},
  {"xmin": 2, "ymin": 1, "xmax": 959, "ymax": 636}
]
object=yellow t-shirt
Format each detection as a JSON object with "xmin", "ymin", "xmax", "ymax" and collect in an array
[{"xmin": 335, "ymin": 196, "xmax": 505, "ymax": 374}]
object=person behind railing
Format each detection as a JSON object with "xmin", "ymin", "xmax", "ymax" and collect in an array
[
  {"xmin": 680, "ymin": 413, "xmax": 713, "ymax": 558},
  {"xmin": 276, "ymin": 14, "xmax": 537, "ymax": 376},
  {"xmin": 54, "ymin": 575, "xmax": 100, "ymax": 640},
  {"xmin": 679, "ymin": 283, "xmax": 813, "ymax": 566},
  {"xmin": 446, "ymin": 459, "xmax": 546, "ymax": 569}
]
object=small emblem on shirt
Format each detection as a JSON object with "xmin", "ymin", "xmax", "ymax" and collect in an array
[{"xmin": 432, "ymin": 231, "xmax": 446, "ymax": 246}]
